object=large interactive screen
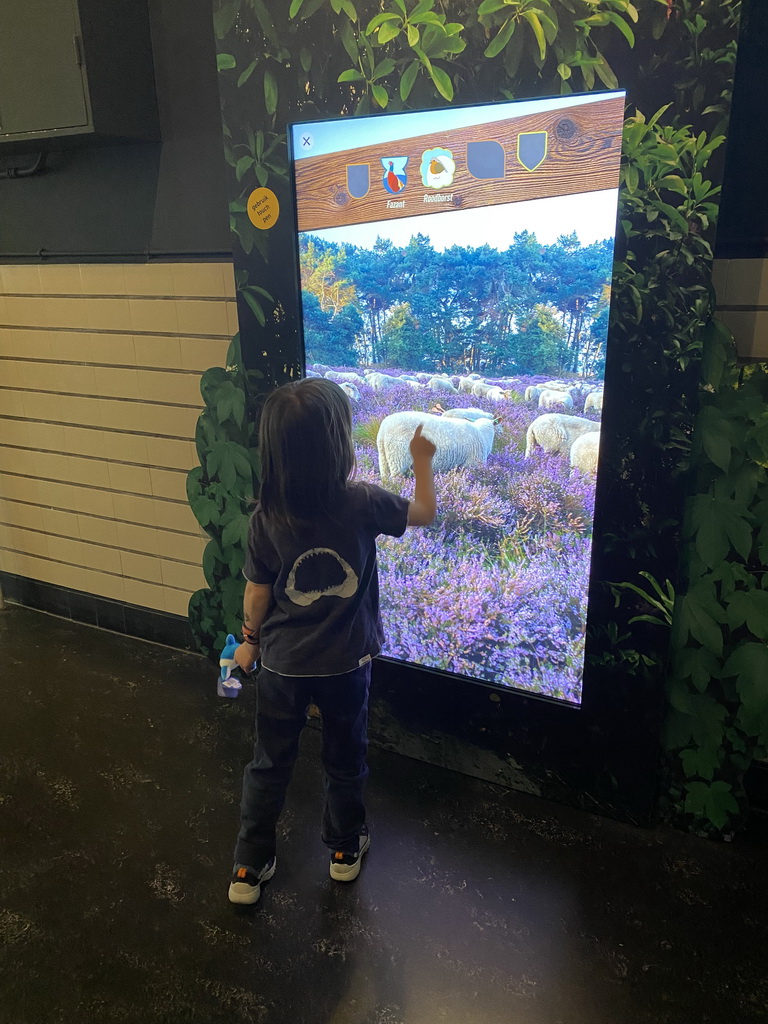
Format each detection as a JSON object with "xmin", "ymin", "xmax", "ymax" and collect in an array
[{"xmin": 289, "ymin": 91, "xmax": 624, "ymax": 704}]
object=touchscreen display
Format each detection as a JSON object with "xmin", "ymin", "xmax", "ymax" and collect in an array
[{"xmin": 290, "ymin": 91, "xmax": 624, "ymax": 703}]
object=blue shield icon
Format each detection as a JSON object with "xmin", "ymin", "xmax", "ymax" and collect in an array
[
  {"xmin": 346, "ymin": 164, "xmax": 370, "ymax": 199},
  {"xmin": 518, "ymin": 132, "xmax": 548, "ymax": 172}
]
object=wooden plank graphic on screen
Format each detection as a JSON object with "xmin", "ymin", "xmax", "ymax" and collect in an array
[{"xmin": 294, "ymin": 94, "xmax": 624, "ymax": 233}]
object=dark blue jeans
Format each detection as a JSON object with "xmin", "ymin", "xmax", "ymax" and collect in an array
[{"xmin": 234, "ymin": 662, "xmax": 371, "ymax": 869}]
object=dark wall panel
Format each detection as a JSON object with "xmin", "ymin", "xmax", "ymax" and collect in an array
[{"xmin": 0, "ymin": 0, "xmax": 230, "ymax": 261}]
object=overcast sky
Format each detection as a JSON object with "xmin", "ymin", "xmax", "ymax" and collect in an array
[{"xmin": 306, "ymin": 187, "xmax": 619, "ymax": 252}]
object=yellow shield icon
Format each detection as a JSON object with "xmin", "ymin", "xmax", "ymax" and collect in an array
[{"xmin": 517, "ymin": 131, "xmax": 548, "ymax": 172}]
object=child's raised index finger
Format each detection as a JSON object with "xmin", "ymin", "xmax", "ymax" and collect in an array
[{"xmin": 413, "ymin": 423, "xmax": 424, "ymax": 439}]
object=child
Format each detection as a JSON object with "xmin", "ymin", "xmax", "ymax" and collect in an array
[{"xmin": 228, "ymin": 377, "xmax": 436, "ymax": 905}]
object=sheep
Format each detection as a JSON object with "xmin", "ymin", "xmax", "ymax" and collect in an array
[
  {"xmin": 524, "ymin": 385, "xmax": 543, "ymax": 402},
  {"xmin": 442, "ymin": 407, "xmax": 494, "ymax": 422},
  {"xmin": 458, "ymin": 377, "xmax": 476, "ymax": 394},
  {"xmin": 325, "ymin": 370, "xmax": 365, "ymax": 385},
  {"xmin": 525, "ymin": 413, "xmax": 600, "ymax": 459},
  {"xmin": 366, "ymin": 371, "xmax": 402, "ymax": 391},
  {"xmin": 570, "ymin": 430, "xmax": 601, "ymax": 476},
  {"xmin": 311, "ymin": 363, "xmax": 331, "ymax": 374},
  {"xmin": 377, "ymin": 411, "xmax": 494, "ymax": 477},
  {"xmin": 483, "ymin": 385, "xmax": 508, "ymax": 403},
  {"xmin": 584, "ymin": 390, "xmax": 603, "ymax": 415},
  {"xmin": 339, "ymin": 382, "xmax": 360, "ymax": 402},
  {"xmin": 538, "ymin": 389, "xmax": 574, "ymax": 412},
  {"xmin": 428, "ymin": 375, "xmax": 458, "ymax": 394}
]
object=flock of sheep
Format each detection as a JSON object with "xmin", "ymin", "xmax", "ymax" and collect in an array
[{"xmin": 307, "ymin": 364, "xmax": 604, "ymax": 479}]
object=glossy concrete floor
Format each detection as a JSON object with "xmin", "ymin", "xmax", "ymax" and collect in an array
[{"xmin": 1, "ymin": 604, "xmax": 766, "ymax": 1024}]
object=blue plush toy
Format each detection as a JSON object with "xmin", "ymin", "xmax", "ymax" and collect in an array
[{"xmin": 217, "ymin": 634, "xmax": 243, "ymax": 698}]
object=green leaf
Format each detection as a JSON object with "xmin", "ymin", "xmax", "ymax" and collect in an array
[
  {"xmin": 338, "ymin": 68, "xmax": 365, "ymax": 82},
  {"xmin": 366, "ymin": 12, "xmax": 399, "ymax": 32},
  {"xmin": 522, "ymin": 10, "xmax": 546, "ymax": 61},
  {"xmin": 242, "ymin": 288, "xmax": 266, "ymax": 326},
  {"xmin": 722, "ymin": 643, "xmax": 768, "ymax": 717},
  {"xmin": 217, "ymin": 53, "xmax": 236, "ymax": 71},
  {"xmin": 400, "ymin": 59, "xmax": 420, "ymax": 101},
  {"xmin": 679, "ymin": 592, "xmax": 722, "ymax": 655},
  {"xmin": 203, "ymin": 539, "xmax": 225, "ymax": 587},
  {"xmin": 264, "ymin": 69, "xmax": 278, "ymax": 115},
  {"xmin": 607, "ymin": 11, "xmax": 634, "ymax": 46},
  {"xmin": 477, "ymin": 0, "xmax": 508, "ymax": 13},
  {"xmin": 680, "ymin": 745, "xmax": 720, "ymax": 781},
  {"xmin": 698, "ymin": 404, "xmax": 731, "ymax": 471},
  {"xmin": 407, "ymin": 24, "xmax": 420, "ymax": 47},
  {"xmin": 213, "ymin": 0, "xmax": 239, "ymax": 40},
  {"xmin": 289, "ymin": 0, "xmax": 305, "ymax": 16},
  {"xmin": 371, "ymin": 84, "xmax": 389, "ymax": 109},
  {"xmin": 484, "ymin": 17, "xmax": 515, "ymax": 59},
  {"xmin": 378, "ymin": 21, "xmax": 401, "ymax": 44},
  {"xmin": 235, "ymin": 155, "xmax": 252, "ymax": 182},
  {"xmin": 427, "ymin": 64, "xmax": 453, "ymax": 101},
  {"xmin": 237, "ymin": 60, "xmax": 258, "ymax": 88},
  {"xmin": 726, "ymin": 591, "xmax": 768, "ymax": 639},
  {"xmin": 557, "ymin": 61, "xmax": 572, "ymax": 80}
]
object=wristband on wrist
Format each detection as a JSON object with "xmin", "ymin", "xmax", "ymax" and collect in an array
[{"xmin": 242, "ymin": 624, "xmax": 259, "ymax": 645}]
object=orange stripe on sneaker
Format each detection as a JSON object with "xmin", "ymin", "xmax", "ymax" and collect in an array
[{"xmin": 237, "ymin": 867, "xmax": 248, "ymax": 878}]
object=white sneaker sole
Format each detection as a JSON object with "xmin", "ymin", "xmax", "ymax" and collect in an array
[
  {"xmin": 228, "ymin": 858, "xmax": 277, "ymax": 905},
  {"xmin": 329, "ymin": 834, "xmax": 370, "ymax": 882}
]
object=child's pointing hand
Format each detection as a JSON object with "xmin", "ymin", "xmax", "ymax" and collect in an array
[{"xmin": 410, "ymin": 424, "xmax": 436, "ymax": 462}]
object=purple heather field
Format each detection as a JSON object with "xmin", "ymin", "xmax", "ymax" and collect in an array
[{"xmin": 335, "ymin": 372, "xmax": 601, "ymax": 704}]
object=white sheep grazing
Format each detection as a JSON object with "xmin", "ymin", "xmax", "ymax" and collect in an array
[
  {"xmin": 570, "ymin": 430, "xmax": 601, "ymax": 476},
  {"xmin": 525, "ymin": 413, "xmax": 600, "ymax": 459},
  {"xmin": 457, "ymin": 377, "xmax": 476, "ymax": 393},
  {"xmin": 367, "ymin": 372, "xmax": 401, "ymax": 391},
  {"xmin": 339, "ymin": 381, "xmax": 360, "ymax": 402},
  {"xmin": 325, "ymin": 370, "xmax": 365, "ymax": 385},
  {"xmin": 377, "ymin": 411, "xmax": 494, "ymax": 477},
  {"xmin": 584, "ymin": 391, "xmax": 603, "ymax": 414},
  {"xmin": 312, "ymin": 363, "xmax": 331, "ymax": 374},
  {"xmin": 483, "ymin": 385, "xmax": 508, "ymax": 403},
  {"xmin": 428, "ymin": 376, "xmax": 458, "ymax": 394},
  {"xmin": 443, "ymin": 407, "xmax": 494, "ymax": 422},
  {"xmin": 524, "ymin": 385, "xmax": 543, "ymax": 402},
  {"xmin": 538, "ymin": 389, "xmax": 574, "ymax": 412}
]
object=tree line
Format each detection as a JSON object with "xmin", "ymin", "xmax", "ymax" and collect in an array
[{"xmin": 299, "ymin": 229, "xmax": 613, "ymax": 377}]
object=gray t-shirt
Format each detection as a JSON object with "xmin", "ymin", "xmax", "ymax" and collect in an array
[{"xmin": 244, "ymin": 482, "xmax": 409, "ymax": 677}]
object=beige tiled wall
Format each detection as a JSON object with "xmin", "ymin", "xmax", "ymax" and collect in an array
[
  {"xmin": 0, "ymin": 262, "xmax": 238, "ymax": 618},
  {"xmin": 712, "ymin": 258, "xmax": 768, "ymax": 359}
]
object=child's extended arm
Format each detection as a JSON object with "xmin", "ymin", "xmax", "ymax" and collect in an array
[
  {"xmin": 407, "ymin": 424, "xmax": 437, "ymax": 527},
  {"xmin": 234, "ymin": 581, "xmax": 273, "ymax": 672}
]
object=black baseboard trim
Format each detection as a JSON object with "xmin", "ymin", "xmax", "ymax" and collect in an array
[{"xmin": 0, "ymin": 572, "xmax": 196, "ymax": 652}]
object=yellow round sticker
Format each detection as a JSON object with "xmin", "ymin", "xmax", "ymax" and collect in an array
[{"xmin": 247, "ymin": 187, "xmax": 279, "ymax": 230}]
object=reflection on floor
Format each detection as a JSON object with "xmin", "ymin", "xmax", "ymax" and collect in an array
[{"xmin": 1, "ymin": 604, "xmax": 766, "ymax": 1024}]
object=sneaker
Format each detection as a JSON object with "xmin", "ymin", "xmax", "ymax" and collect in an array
[
  {"xmin": 228, "ymin": 857, "xmax": 276, "ymax": 905},
  {"xmin": 329, "ymin": 828, "xmax": 370, "ymax": 882}
]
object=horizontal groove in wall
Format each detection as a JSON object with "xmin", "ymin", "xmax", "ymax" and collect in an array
[
  {"xmin": 0, "ymin": 442, "xmax": 189, "ymax": 474},
  {"xmin": 0, "ymin": 355, "xmax": 211, "ymax": 378},
  {"xmin": 2, "ymin": 292, "xmax": 232, "ymax": 303},
  {"xmin": 716, "ymin": 304, "xmax": 768, "ymax": 312},
  {"xmin": 0, "ymin": 414, "xmax": 196, "ymax": 444},
  {"xmin": 0, "ymin": 495, "xmax": 204, "ymax": 539},
  {"xmin": 0, "ymin": 545, "xmax": 194, "ymax": 593},
  {"xmin": 0, "ymin": 520, "xmax": 204, "ymax": 568},
  {"xmin": 0, "ymin": 470, "xmax": 188, "ymax": 505},
  {"xmin": 0, "ymin": 385, "xmax": 201, "ymax": 410},
  {"xmin": 2, "ymin": 324, "xmax": 232, "ymax": 340}
]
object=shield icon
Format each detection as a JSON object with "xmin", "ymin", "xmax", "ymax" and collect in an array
[
  {"xmin": 517, "ymin": 131, "xmax": 548, "ymax": 172},
  {"xmin": 346, "ymin": 164, "xmax": 370, "ymax": 199}
]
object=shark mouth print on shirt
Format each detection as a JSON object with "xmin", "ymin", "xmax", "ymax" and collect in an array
[{"xmin": 284, "ymin": 548, "xmax": 360, "ymax": 607}]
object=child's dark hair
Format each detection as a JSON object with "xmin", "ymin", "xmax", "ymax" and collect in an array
[{"xmin": 259, "ymin": 377, "xmax": 355, "ymax": 530}]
